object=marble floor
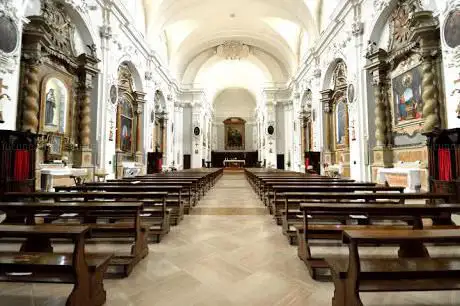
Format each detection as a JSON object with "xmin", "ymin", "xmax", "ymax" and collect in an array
[{"xmin": 1, "ymin": 174, "xmax": 460, "ymax": 305}]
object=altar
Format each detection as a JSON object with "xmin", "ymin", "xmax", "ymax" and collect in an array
[
  {"xmin": 40, "ymin": 165, "xmax": 88, "ymax": 192},
  {"xmin": 376, "ymin": 162, "xmax": 422, "ymax": 192},
  {"xmin": 223, "ymin": 159, "xmax": 246, "ymax": 168}
]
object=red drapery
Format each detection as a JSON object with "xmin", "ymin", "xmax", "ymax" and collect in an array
[
  {"xmin": 155, "ymin": 158, "xmax": 162, "ymax": 173},
  {"xmin": 438, "ymin": 148, "xmax": 452, "ymax": 181},
  {"xmin": 14, "ymin": 150, "xmax": 30, "ymax": 181}
]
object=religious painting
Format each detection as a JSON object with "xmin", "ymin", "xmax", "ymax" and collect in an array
[
  {"xmin": 335, "ymin": 100, "xmax": 347, "ymax": 145},
  {"xmin": 120, "ymin": 99, "xmax": 133, "ymax": 152},
  {"xmin": 224, "ymin": 117, "xmax": 245, "ymax": 150},
  {"xmin": 347, "ymin": 84, "xmax": 355, "ymax": 103},
  {"xmin": 392, "ymin": 65, "xmax": 423, "ymax": 125},
  {"xmin": 444, "ymin": 9, "xmax": 460, "ymax": 49},
  {"xmin": 109, "ymin": 85, "xmax": 118, "ymax": 104},
  {"xmin": 0, "ymin": 16, "xmax": 19, "ymax": 54},
  {"xmin": 48, "ymin": 134, "xmax": 62, "ymax": 155},
  {"xmin": 42, "ymin": 77, "xmax": 68, "ymax": 134}
]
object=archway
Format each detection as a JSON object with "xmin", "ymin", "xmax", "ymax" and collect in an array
[{"xmin": 321, "ymin": 60, "xmax": 351, "ymax": 177}]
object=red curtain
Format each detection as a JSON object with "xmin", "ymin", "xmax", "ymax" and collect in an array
[
  {"xmin": 155, "ymin": 158, "xmax": 162, "ymax": 173},
  {"xmin": 305, "ymin": 158, "xmax": 310, "ymax": 169},
  {"xmin": 14, "ymin": 150, "xmax": 30, "ymax": 181},
  {"xmin": 438, "ymin": 148, "xmax": 452, "ymax": 181}
]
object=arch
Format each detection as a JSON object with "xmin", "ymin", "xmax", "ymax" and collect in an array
[
  {"xmin": 117, "ymin": 60, "xmax": 144, "ymax": 93},
  {"xmin": 365, "ymin": 0, "xmax": 399, "ymax": 46},
  {"xmin": 154, "ymin": 89, "xmax": 167, "ymax": 109},
  {"xmin": 301, "ymin": 88, "xmax": 312, "ymax": 108},
  {"xmin": 322, "ymin": 58, "xmax": 347, "ymax": 90},
  {"xmin": 61, "ymin": 2, "xmax": 100, "ymax": 59}
]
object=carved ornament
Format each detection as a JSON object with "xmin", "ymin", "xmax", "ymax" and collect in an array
[{"xmin": 216, "ymin": 41, "xmax": 250, "ymax": 60}]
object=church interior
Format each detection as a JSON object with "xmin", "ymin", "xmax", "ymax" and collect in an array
[{"xmin": 0, "ymin": 0, "xmax": 460, "ymax": 305}]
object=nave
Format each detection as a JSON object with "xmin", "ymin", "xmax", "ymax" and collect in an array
[{"xmin": 1, "ymin": 172, "xmax": 460, "ymax": 306}]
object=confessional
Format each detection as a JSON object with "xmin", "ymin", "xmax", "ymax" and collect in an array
[{"xmin": 0, "ymin": 130, "xmax": 37, "ymax": 192}]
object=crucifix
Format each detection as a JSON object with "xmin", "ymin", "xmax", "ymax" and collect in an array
[{"xmin": 0, "ymin": 79, "xmax": 10, "ymax": 123}]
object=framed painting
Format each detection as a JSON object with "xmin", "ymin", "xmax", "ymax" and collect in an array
[
  {"xmin": 391, "ymin": 65, "xmax": 423, "ymax": 126},
  {"xmin": 48, "ymin": 134, "xmax": 63, "ymax": 156},
  {"xmin": 0, "ymin": 15, "xmax": 19, "ymax": 54},
  {"xmin": 444, "ymin": 9, "xmax": 460, "ymax": 49},
  {"xmin": 335, "ymin": 100, "xmax": 347, "ymax": 146},
  {"xmin": 224, "ymin": 117, "xmax": 245, "ymax": 150},
  {"xmin": 120, "ymin": 116, "xmax": 132, "ymax": 152}
]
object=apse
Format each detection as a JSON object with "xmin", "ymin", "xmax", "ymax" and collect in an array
[{"xmin": 213, "ymin": 88, "xmax": 257, "ymax": 151}]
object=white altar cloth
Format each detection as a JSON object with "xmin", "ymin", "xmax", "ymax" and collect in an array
[
  {"xmin": 223, "ymin": 160, "xmax": 245, "ymax": 167},
  {"xmin": 40, "ymin": 167, "xmax": 87, "ymax": 192},
  {"xmin": 377, "ymin": 167, "xmax": 421, "ymax": 193}
]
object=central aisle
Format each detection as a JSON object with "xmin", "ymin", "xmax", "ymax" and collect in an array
[
  {"xmin": 105, "ymin": 173, "xmax": 329, "ymax": 305},
  {"xmin": 103, "ymin": 173, "xmax": 459, "ymax": 306}
]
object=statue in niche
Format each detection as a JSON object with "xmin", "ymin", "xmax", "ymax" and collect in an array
[{"xmin": 45, "ymin": 88, "xmax": 57, "ymax": 126}]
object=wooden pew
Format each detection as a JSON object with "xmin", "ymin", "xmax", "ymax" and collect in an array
[
  {"xmin": 0, "ymin": 224, "xmax": 112, "ymax": 306},
  {"xmin": 54, "ymin": 185, "xmax": 185, "ymax": 226},
  {"xmin": 271, "ymin": 186, "xmax": 405, "ymax": 229},
  {"xmin": 0, "ymin": 201, "xmax": 148, "ymax": 276},
  {"xmin": 327, "ymin": 229, "xmax": 460, "ymax": 306},
  {"xmin": 298, "ymin": 203, "xmax": 460, "ymax": 280},
  {"xmin": 103, "ymin": 179, "xmax": 198, "ymax": 210},
  {"xmin": 4, "ymin": 190, "xmax": 172, "ymax": 236}
]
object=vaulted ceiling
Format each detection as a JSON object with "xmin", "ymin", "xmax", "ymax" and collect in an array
[{"xmin": 141, "ymin": 0, "xmax": 337, "ymax": 99}]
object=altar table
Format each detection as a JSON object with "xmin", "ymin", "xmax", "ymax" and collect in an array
[
  {"xmin": 377, "ymin": 167, "xmax": 422, "ymax": 193},
  {"xmin": 223, "ymin": 160, "xmax": 246, "ymax": 168}
]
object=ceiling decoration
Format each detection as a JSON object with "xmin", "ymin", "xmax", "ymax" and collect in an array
[{"xmin": 215, "ymin": 41, "xmax": 251, "ymax": 60}]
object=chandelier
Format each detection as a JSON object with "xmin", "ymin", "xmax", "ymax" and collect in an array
[{"xmin": 216, "ymin": 41, "xmax": 250, "ymax": 60}]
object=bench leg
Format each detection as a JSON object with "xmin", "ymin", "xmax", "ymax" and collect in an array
[
  {"xmin": 398, "ymin": 241, "xmax": 429, "ymax": 258},
  {"xmin": 331, "ymin": 274, "xmax": 346, "ymax": 306},
  {"xmin": 89, "ymin": 261, "xmax": 110, "ymax": 306}
]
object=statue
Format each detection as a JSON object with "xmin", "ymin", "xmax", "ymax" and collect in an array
[{"xmin": 45, "ymin": 88, "xmax": 56, "ymax": 125}]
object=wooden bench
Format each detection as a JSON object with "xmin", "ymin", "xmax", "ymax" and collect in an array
[
  {"xmin": 55, "ymin": 185, "xmax": 185, "ymax": 226},
  {"xmin": 271, "ymin": 186, "xmax": 405, "ymax": 228},
  {"xmin": 102, "ymin": 179, "xmax": 197, "ymax": 211},
  {"xmin": 0, "ymin": 201, "xmax": 149, "ymax": 276},
  {"xmin": 3, "ymin": 191, "xmax": 171, "ymax": 238},
  {"xmin": 298, "ymin": 203, "xmax": 460, "ymax": 280},
  {"xmin": 327, "ymin": 229, "xmax": 460, "ymax": 306},
  {"xmin": 0, "ymin": 224, "xmax": 112, "ymax": 306}
]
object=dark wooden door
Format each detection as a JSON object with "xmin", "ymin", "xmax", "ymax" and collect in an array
[
  {"xmin": 183, "ymin": 154, "xmax": 191, "ymax": 169},
  {"xmin": 277, "ymin": 154, "xmax": 285, "ymax": 170}
]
